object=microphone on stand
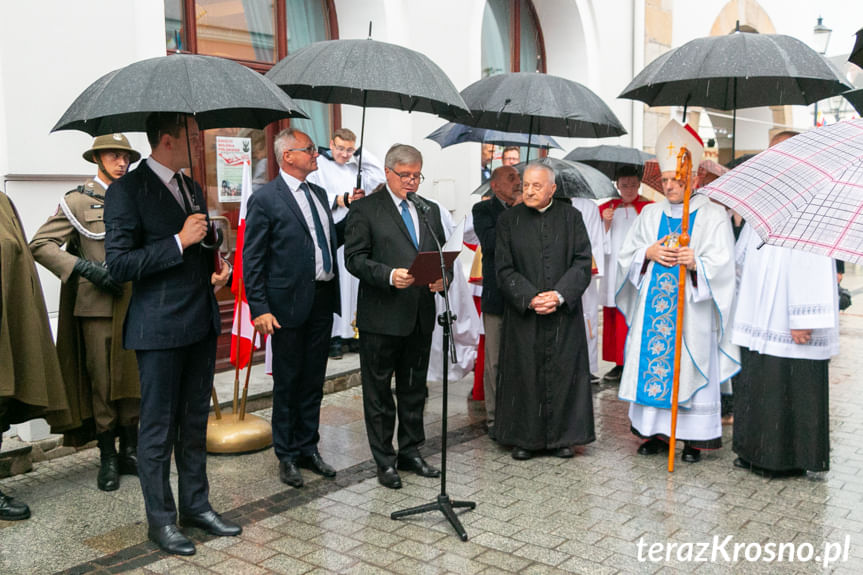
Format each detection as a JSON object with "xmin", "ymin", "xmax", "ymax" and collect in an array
[{"xmin": 406, "ymin": 192, "xmax": 432, "ymax": 215}]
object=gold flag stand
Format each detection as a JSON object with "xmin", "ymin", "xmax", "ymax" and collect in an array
[{"xmin": 207, "ymin": 280, "xmax": 272, "ymax": 453}]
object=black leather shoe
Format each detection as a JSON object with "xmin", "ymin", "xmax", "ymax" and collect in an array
[
  {"xmin": 96, "ymin": 430, "xmax": 120, "ymax": 491},
  {"xmin": 148, "ymin": 524, "xmax": 195, "ymax": 556},
  {"xmin": 553, "ymin": 446, "xmax": 575, "ymax": 458},
  {"xmin": 733, "ymin": 457, "xmax": 751, "ymax": 469},
  {"xmin": 180, "ymin": 510, "xmax": 242, "ymax": 537},
  {"xmin": 637, "ymin": 437, "xmax": 667, "ymax": 456},
  {"xmin": 602, "ymin": 365, "xmax": 623, "ymax": 383},
  {"xmin": 0, "ymin": 490, "xmax": 30, "ymax": 521},
  {"xmin": 511, "ymin": 447, "xmax": 532, "ymax": 460},
  {"xmin": 297, "ymin": 453, "xmax": 336, "ymax": 478},
  {"xmin": 397, "ymin": 455, "xmax": 440, "ymax": 478},
  {"xmin": 279, "ymin": 460, "xmax": 304, "ymax": 488},
  {"xmin": 377, "ymin": 466, "xmax": 402, "ymax": 489},
  {"xmin": 681, "ymin": 444, "xmax": 701, "ymax": 463}
]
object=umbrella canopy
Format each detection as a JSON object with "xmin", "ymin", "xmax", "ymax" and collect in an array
[
  {"xmin": 842, "ymin": 88, "xmax": 863, "ymax": 115},
  {"xmin": 702, "ymin": 118, "xmax": 863, "ymax": 264},
  {"xmin": 850, "ymin": 28, "xmax": 863, "ymax": 69},
  {"xmin": 265, "ymin": 38, "xmax": 469, "ymax": 121},
  {"xmin": 459, "ymin": 72, "xmax": 626, "ymax": 139},
  {"xmin": 53, "ymin": 54, "xmax": 307, "ymax": 135},
  {"xmin": 563, "ymin": 145, "xmax": 654, "ymax": 180},
  {"xmin": 426, "ymin": 122, "xmax": 560, "ymax": 150},
  {"xmin": 619, "ymin": 31, "xmax": 851, "ymax": 110},
  {"xmin": 472, "ymin": 157, "xmax": 616, "ymax": 200}
]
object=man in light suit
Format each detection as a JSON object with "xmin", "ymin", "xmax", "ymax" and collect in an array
[
  {"xmin": 105, "ymin": 113, "xmax": 240, "ymax": 556},
  {"xmin": 345, "ymin": 144, "xmax": 446, "ymax": 489},
  {"xmin": 243, "ymin": 129, "xmax": 343, "ymax": 489}
]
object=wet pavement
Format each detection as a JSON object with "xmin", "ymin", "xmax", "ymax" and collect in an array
[{"xmin": 1, "ymin": 266, "xmax": 862, "ymax": 574}]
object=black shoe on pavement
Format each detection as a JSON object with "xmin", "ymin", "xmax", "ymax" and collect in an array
[
  {"xmin": 180, "ymin": 510, "xmax": 242, "ymax": 536},
  {"xmin": 511, "ymin": 447, "xmax": 532, "ymax": 460},
  {"xmin": 733, "ymin": 457, "xmax": 751, "ymax": 469},
  {"xmin": 602, "ymin": 365, "xmax": 624, "ymax": 383},
  {"xmin": 681, "ymin": 443, "xmax": 701, "ymax": 463},
  {"xmin": 0, "ymin": 490, "xmax": 30, "ymax": 521},
  {"xmin": 553, "ymin": 446, "xmax": 575, "ymax": 458},
  {"xmin": 297, "ymin": 452, "xmax": 336, "ymax": 478},
  {"xmin": 328, "ymin": 338, "xmax": 343, "ymax": 359},
  {"xmin": 346, "ymin": 338, "xmax": 360, "ymax": 353},
  {"xmin": 148, "ymin": 524, "xmax": 195, "ymax": 556},
  {"xmin": 397, "ymin": 455, "xmax": 440, "ymax": 478},
  {"xmin": 377, "ymin": 466, "xmax": 402, "ymax": 489},
  {"xmin": 637, "ymin": 437, "xmax": 667, "ymax": 456},
  {"xmin": 96, "ymin": 430, "xmax": 120, "ymax": 491},
  {"xmin": 279, "ymin": 460, "xmax": 304, "ymax": 488}
]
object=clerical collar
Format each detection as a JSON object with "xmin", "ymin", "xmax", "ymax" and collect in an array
[{"xmin": 535, "ymin": 199, "xmax": 553, "ymax": 213}]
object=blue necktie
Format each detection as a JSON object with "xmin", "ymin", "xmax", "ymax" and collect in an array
[
  {"xmin": 400, "ymin": 200, "xmax": 418, "ymax": 249},
  {"xmin": 300, "ymin": 183, "xmax": 332, "ymax": 273}
]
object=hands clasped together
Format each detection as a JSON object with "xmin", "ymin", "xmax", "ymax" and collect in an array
[
  {"xmin": 646, "ymin": 235, "xmax": 696, "ymax": 270},
  {"xmin": 530, "ymin": 291, "xmax": 561, "ymax": 316}
]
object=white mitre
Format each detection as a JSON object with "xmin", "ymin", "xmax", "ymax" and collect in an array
[{"xmin": 656, "ymin": 119, "xmax": 704, "ymax": 173}]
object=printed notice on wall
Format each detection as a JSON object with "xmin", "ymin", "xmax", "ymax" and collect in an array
[{"xmin": 216, "ymin": 136, "xmax": 252, "ymax": 203}]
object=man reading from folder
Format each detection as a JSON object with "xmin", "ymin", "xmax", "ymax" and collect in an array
[{"xmin": 345, "ymin": 144, "xmax": 446, "ymax": 490}]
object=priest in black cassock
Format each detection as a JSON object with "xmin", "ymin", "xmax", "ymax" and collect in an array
[{"xmin": 494, "ymin": 163, "xmax": 595, "ymax": 460}]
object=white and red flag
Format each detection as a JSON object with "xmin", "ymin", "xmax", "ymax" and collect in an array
[{"xmin": 230, "ymin": 160, "xmax": 260, "ymax": 368}]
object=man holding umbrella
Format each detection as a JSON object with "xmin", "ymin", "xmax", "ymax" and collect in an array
[
  {"xmin": 615, "ymin": 120, "xmax": 738, "ymax": 464},
  {"xmin": 30, "ymin": 134, "xmax": 141, "ymax": 493},
  {"xmin": 105, "ymin": 113, "xmax": 239, "ymax": 556}
]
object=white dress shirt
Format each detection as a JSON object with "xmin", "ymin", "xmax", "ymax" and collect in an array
[{"xmin": 280, "ymin": 170, "xmax": 335, "ymax": 282}]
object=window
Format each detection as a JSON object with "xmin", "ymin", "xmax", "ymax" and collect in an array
[{"xmin": 481, "ymin": 0, "xmax": 545, "ymax": 78}]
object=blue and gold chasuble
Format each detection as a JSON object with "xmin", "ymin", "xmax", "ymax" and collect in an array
[{"xmin": 635, "ymin": 209, "xmax": 697, "ymax": 408}]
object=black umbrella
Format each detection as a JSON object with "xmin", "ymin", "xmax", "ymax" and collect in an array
[
  {"xmin": 619, "ymin": 28, "xmax": 852, "ymax": 157},
  {"xmin": 459, "ymin": 72, "xmax": 626, "ymax": 161},
  {"xmin": 563, "ymin": 145, "xmax": 654, "ymax": 180},
  {"xmin": 842, "ymin": 88, "xmax": 863, "ymax": 115},
  {"xmin": 266, "ymin": 35, "xmax": 470, "ymax": 188},
  {"xmin": 472, "ymin": 157, "xmax": 616, "ymax": 200},
  {"xmin": 53, "ymin": 54, "xmax": 307, "ymax": 135},
  {"xmin": 850, "ymin": 28, "xmax": 863, "ymax": 69},
  {"xmin": 426, "ymin": 122, "xmax": 561, "ymax": 150}
]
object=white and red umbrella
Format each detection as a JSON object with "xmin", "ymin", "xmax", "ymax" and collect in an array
[{"xmin": 702, "ymin": 118, "xmax": 863, "ymax": 264}]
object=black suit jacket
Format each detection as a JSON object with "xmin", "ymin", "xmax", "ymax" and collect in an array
[
  {"xmin": 472, "ymin": 197, "xmax": 508, "ymax": 316},
  {"xmin": 243, "ymin": 176, "xmax": 343, "ymax": 329},
  {"xmin": 105, "ymin": 161, "xmax": 220, "ymax": 350},
  {"xmin": 345, "ymin": 185, "xmax": 446, "ymax": 337}
]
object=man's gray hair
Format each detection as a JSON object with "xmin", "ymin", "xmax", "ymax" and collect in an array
[
  {"xmin": 385, "ymin": 144, "xmax": 423, "ymax": 169},
  {"xmin": 523, "ymin": 162, "xmax": 555, "ymax": 183},
  {"xmin": 274, "ymin": 128, "xmax": 303, "ymax": 159}
]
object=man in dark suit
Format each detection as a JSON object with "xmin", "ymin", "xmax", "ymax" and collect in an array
[
  {"xmin": 471, "ymin": 165, "xmax": 521, "ymax": 440},
  {"xmin": 105, "ymin": 113, "xmax": 240, "ymax": 556},
  {"xmin": 345, "ymin": 144, "xmax": 446, "ymax": 489},
  {"xmin": 243, "ymin": 129, "xmax": 343, "ymax": 489}
]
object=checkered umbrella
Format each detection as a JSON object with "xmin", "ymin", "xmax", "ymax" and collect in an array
[{"xmin": 702, "ymin": 118, "xmax": 863, "ymax": 264}]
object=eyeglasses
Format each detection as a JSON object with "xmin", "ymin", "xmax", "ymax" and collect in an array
[
  {"xmin": 388, "ymin": 168, "xmax": 425, "ymax": 183},
  {"xmin": 333, "ymin": 145, "xmax": 357, "ymax": 155},
  {"xmin": 287, "ymin": 145, "xmax": 318, "ymax": 155}
]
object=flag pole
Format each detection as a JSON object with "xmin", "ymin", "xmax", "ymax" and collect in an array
[
  {"xmin": 231, "ymin": 284, "xmax": 243, "ymax": 421},
  {"xmin": 238, "ymin": 281, "xmax": 253, "ymax": 420},
  {"xmin": 668, "ymin": 146, "xmax": 692, "ymax": 473}
]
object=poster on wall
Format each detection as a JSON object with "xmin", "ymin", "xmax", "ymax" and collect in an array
[{"xmin": 216, "ymin": 136, "xmax": 252, "ymax": 203}]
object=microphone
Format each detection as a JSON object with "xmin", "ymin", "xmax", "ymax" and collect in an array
[{"xmin": 406, "ymin": 192, "xmax": 431, "ymax": 214}]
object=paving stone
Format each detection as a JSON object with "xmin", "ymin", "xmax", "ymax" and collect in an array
[{"xmin": 256, "ymin": 554, "xmax": 315, "ymax": 575}]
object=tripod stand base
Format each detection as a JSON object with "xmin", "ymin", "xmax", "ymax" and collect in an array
[{"xmin": 391, "ymin": 494, "xmax": 476, "ymax": 541}]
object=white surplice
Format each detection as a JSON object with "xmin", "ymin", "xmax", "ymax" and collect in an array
[
  {"xmin": 571, "ymin": 198, "xmax": 606, "ymax": 375},
  {"xmin": 731, "ymin": 224, "xmax": 839, "ymax": 360}
]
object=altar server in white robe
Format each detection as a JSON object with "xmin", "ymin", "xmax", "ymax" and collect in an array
[
  {"xmin": 616, "ymin": 119, "xmax": 739, "ymax": 463},
  {"xmin": 571, "ymin": 197, "xmax": 606, "ymax": 380},
  {"xmin": 730, "ymin": 130, "xmax": 839, "ymax": 476},
  {"xmin": 307, "ymin": 129, "xmax": 385, "ymax": 357}
]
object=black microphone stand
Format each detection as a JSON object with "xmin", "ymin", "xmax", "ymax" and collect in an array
[{"xmin": 390, "ymin": 203, "xmax": 476, "ymax": 541}]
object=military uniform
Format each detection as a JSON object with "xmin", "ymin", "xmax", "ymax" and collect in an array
[{"xmin": 29, "ymin": 134, "xmax": 141, "ymax": 491}]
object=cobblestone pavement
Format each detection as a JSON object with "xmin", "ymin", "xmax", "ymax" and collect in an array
[{"xmin": 1, "ymin": 267, "xmax": 862, "ymax": 574}]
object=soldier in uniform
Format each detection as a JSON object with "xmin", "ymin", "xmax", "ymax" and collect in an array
[{"xmin": 30, "ymin": 134, "xmax": 142, "ymax": 492}]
